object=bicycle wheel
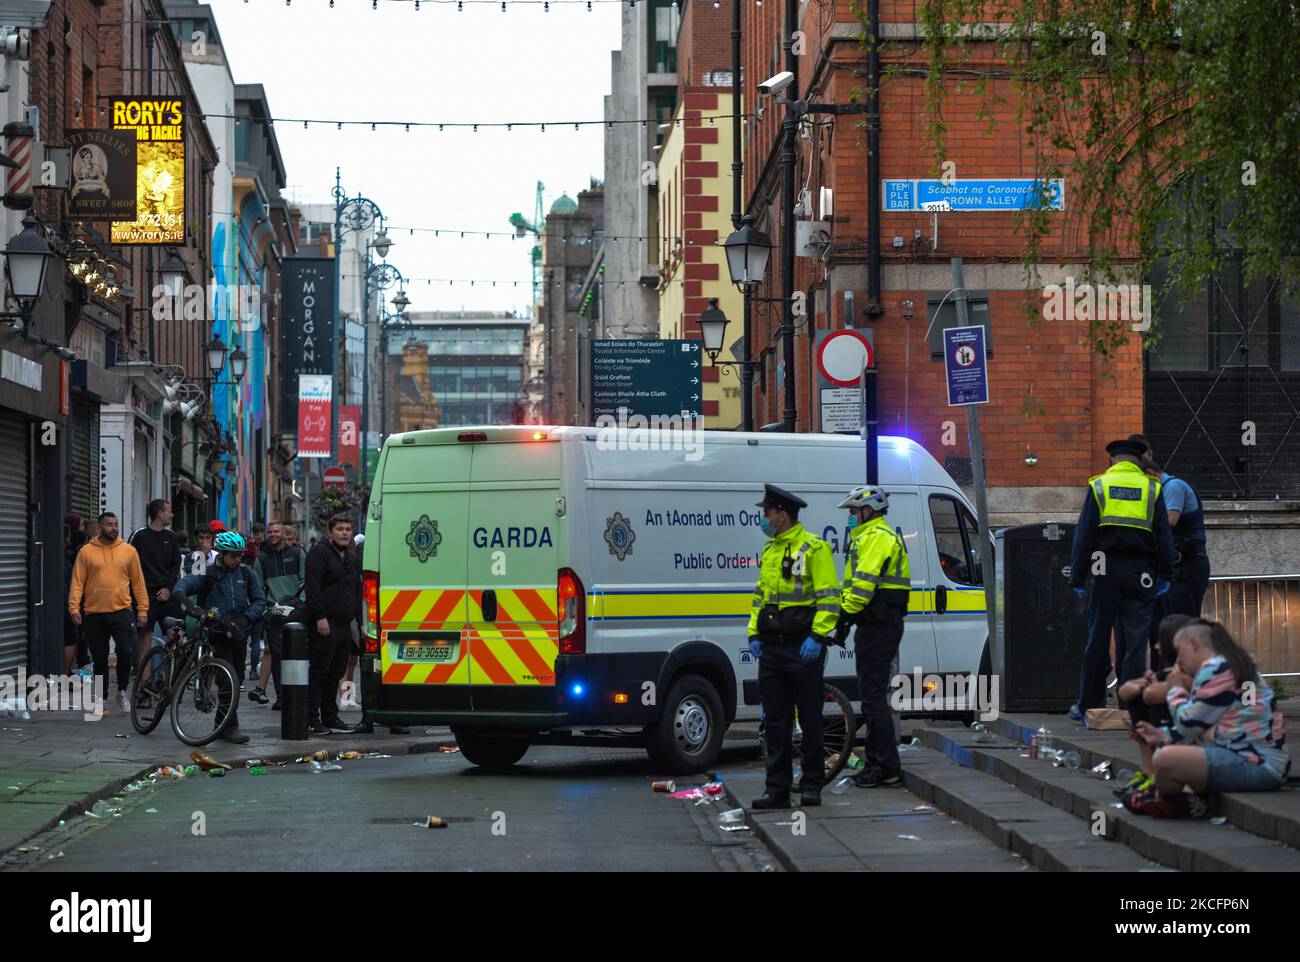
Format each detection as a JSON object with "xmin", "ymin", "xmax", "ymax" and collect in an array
[
  {"xmin": 170, "ymin": 657, "xmax": 239, "ymax": 747},
  {"xmin": 791, "ymin": 684, "xmax": 857, "ymax": 782},
  {"xmin": 819, "ymin": 684, "xmax": 856, "ymax": 782},
  {"xmin": 130, "ymin": 644, "xmax": 175, "ymax": 735}
]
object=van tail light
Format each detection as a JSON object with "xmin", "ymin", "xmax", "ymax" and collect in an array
[
  {"xmin": 363, "ymin": 569, "xmax": 380, "ymax": 655},
  {"xmin": 557, "ymin": 567, "xmax": 585, "ymax": 654},
  {"xmin": 458, "ymin": 431, "xmax": 488, "ymax": 442}
]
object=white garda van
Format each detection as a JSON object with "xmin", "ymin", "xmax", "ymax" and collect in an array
[{"xmin": 359, "ymin": 426, "xmax": 991, "ymax": 773}]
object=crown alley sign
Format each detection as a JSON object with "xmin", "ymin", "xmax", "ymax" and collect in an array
[{"xmin": 280, "ymin": 257, "xmax": 336, "ymax": 434}]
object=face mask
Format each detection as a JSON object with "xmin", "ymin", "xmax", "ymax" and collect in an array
[
  {"xmin": 759, "ymin": 519, "xmax": 774, "ymax": 538},
  {"xmin": 846, "ymin": 516, "xmax": 859, "ymax": 531}
]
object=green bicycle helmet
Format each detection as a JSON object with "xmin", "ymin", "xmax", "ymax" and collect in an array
[{"xmin": 214, "ymin": 531, "xmax": 246, "ymax": 553}]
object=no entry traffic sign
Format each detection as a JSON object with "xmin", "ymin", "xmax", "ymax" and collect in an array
[
  {"xmin": 816, "ymin": 329, "xmax": 874, "ymax": 386},
  {"xmin": 323, "ymin": 466, "xmax": 347, "ymax": 488}
]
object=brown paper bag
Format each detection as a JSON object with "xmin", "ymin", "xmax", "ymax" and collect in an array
[{"xmin": 1086, "ymin": 708, "xmax": 1131, "ymax": 731}]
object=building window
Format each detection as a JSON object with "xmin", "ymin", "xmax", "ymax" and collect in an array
[
  {"xmin": 1148, "ymin": 197, "xmax": 1281, "ymax": 372},
  {"xmin": 649, "ymin": 0, "xmax": 680, "ymax": 74}
]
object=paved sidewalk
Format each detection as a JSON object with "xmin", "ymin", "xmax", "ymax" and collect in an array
[
  {"xmin": 714, "ymin": 757, "xmax": 1032, "ymax": 872},
  {"xmin": 0, "ymin": 698, "xmax": 455, "ymax": 857}
]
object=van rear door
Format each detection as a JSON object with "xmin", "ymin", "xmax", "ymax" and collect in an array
[
  {"xmin": 465, "ymin": 441, "xmax": 562, "ymax": 698},
  {"xmin": 377, "ymin": 442, "xmax": 472, "ymax": 693}
]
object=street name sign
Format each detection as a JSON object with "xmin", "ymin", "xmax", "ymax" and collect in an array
[
  {"xmin": 883, "ymin": 178, "xmax": 1065, "ymax": 212},
  {"xmin": 590, "ymin": 339, "xmax": 702, "ymax": 423}
]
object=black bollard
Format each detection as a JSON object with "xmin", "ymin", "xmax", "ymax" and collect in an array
[{"xmin": 281, "ymin": 622, "xmax": 309, "ymax": 741}]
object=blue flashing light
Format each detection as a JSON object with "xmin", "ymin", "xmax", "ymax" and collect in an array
[{"xmin": 571, "ymin": 682, "xmax": 585, "ymax": 697}]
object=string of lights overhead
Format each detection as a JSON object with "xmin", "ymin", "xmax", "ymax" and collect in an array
[
  {"xmin": 338, "ymin": 272, "xmax": 692, "ymax": 288},
  {"xmin": 254, "ymin": 0, "xmax": 680, "ymax": 9},
  {"xmin": 195, "ymin": 110, "xmax": 744, "ymax": 132},
  {"xmin": 382, "ymin": 225, "xmax": 685, "ymax": 243}
]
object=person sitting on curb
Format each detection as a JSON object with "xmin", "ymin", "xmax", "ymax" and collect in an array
[
  {"xmin": 1114, "ymin": 613, "xmax": 1193, "ymax": 800},
  {"xmin": 1126, "ymin": 618, "xmax": 1290, "ymax": 819},
  {"xmin": 173, "ymin": 531, "xmax": 266, "ymax": 745}
]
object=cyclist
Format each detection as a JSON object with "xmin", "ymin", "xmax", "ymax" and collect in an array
[{"xmin": 172, "ymin": 530, "xmax": 266, "ymax": 744}]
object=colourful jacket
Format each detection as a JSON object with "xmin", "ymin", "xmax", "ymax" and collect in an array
[{"xmin": 1162, "ymin": 654, "xmax": 1290, "ymax": 781}]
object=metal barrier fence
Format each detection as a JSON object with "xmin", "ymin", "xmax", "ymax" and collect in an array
[{"xmin": 1202, "ymin": 575, "xmax": 1300, "ymax": 678}]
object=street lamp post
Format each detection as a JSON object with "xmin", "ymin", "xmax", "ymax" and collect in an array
[
  {"xmin": 201, "ymin": 333, "xmax": 248, "ymax": 388},
  {"xmin": 721, "ymin": 217, "xmax": 772, "ymax": 431},
  {"xmin": 0, "ymin": 211, "xmax": 54, "ymax": 327},
  {"xmin": 364, "ymin": 261, "xmax": 407, "ymax": 479},
  {"xmin": 378, "ymin": 301, "xmax": 410, "ymax": 445},
  {"xmin": 698, "ymin": 297, "xmax": 768, "ymax": 417},
  {"xmin": 332, "ymin": 168, "xmax": 391, "ymax": 477},
  {"xmin": 754, "ymin": 46, "xmax": 868, "ymax": 433}
]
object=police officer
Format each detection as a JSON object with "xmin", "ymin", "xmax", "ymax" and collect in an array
[
  {"xmin": 1067, "ymin": 439, "xmax": 1175, "ymax": 720},
  {"xmin": 1129, "ymin": 434, "xmax": 1211, "ymax": 622},
  {"xmin": 832, "ymin": 485, "xmax": 911, "ymax": 787},
  {"xmin": 747, "ymin": 484, "xmax": 841, "ymax": 809}
]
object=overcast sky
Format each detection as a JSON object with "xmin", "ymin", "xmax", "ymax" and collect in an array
[{"xmin": 207, "ymin": 0, "xmax": 621, "ymax": 316}]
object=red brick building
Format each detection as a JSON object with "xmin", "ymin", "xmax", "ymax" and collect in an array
[{"xmin": 737, "ymin": 0, "xmax": 1143, "ymax": 522}]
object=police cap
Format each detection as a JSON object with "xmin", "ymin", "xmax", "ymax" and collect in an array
[
  {"xmin": 1105, "ymin": 438, "xmax": 1148, "ymax": 459},
  {"xmin": 755, "ymin": 483, "xmax": 808, "ymax": 513}
]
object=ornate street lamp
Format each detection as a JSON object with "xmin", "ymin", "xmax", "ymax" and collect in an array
[
  {"xmin": 205, "ymin": 333, "xmax": 227, "ymax": 379},
  {"xmin": 3, "ymin": 210, "xmax": 53, "ymax": 307}
]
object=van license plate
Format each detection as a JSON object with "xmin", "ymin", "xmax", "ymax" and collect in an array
[{"xmin": 397, "ymin": 642, "xmax": 457, "ymax": 663}]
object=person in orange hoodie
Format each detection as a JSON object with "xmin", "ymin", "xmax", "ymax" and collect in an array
[{"xmin": 68, "ymin": 511, "xmax": 149, "ymax": 713}]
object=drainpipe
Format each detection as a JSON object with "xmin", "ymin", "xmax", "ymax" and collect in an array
[
  {"xmin": 865, "ymin": 0, "xmax": 882, "ymax": 483},
  {"xmin": 866, "ymin": 0, "xmax": 882, "ymax": 321}
]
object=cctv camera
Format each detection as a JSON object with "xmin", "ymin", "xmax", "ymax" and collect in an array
[{"xmin": 757, "ymin": 71, "xmax": 794, "ymax": 97}]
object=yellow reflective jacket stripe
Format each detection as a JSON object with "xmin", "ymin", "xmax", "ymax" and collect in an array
[
  {"xmin": 745, "ymin": 523, "xmax": 841, "ymax": 639},
  {"xmin": 1090, "ymin": 463, "xmax": 1161, "ymax": 532},
  {"xmin": 841, "ymin": 516, "xmax": 911, "ymax": 616}
]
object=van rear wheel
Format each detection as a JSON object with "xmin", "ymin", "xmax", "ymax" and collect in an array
[
  {"xmin": 645, "ymin": 674, "xmax": 725, "ymax": 775},
  {"xmin": 454, "ymin": 730, "xmax": 530, "ymax": 770}
]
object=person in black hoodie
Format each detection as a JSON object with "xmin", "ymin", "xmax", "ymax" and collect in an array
[
  {"xmin": 129, "ymin": 499, "xmax": 181, "ymax": 672},
  {"xmin": 304, "ymin": 514, "xmax": 363, "ymax": 735}
]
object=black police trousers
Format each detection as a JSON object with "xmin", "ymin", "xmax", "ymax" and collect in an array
[
  {"xmin": 1078, "ymin": 560, "xmax": 1157, "ymax": 712},
  {"xmin": 759, "ymin": 639, "xmax": 826, "ymax": 795},
  {"xmin": 854, "ymin": 614, "xmax": 905, "ymax": 775}
]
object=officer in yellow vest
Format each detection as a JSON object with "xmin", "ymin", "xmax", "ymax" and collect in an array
[
  {"xmin": 747, "ymin": 484, "xmax": 841, "ymax": 809},
  {"xmin": 1067, "ymin": 438, "xmax": 1175, "ymax": 720},
  {"xmin": 832, "ymin": 485, "xmax": 911, "ymax": 787}
]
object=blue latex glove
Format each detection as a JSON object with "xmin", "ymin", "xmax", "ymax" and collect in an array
[
  {"xmin": 1155, "ymin": 579, "xmax": 1171, "ymax": 598},
  {"xmin": 747, "ymin": 638, "xmax": 762, "ymax": 660},
  {"xmin": 1071, "ymin": 586, "xmax": 1086, "ymax": 599},
  {"xmin": 799, "ymin": 637, "xmax": 822, "ymax": 664}
]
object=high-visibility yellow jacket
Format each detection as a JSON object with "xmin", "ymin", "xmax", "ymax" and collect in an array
[
  {"xmin": 840, "ymin": 515, "xmax": 910, "ymax": 617},
  {"xmin": 1089, "ymin": 460, "xmax": 1162, "ymax": 533},
  {"xmin": 746, "ymin": 522, "xmax": 840, "ymax": 642}
]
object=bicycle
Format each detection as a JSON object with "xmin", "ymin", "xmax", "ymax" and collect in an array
[
  {"xmin": 130, "ymin": 604, "xmax": 241, "ymax": 747},
  {"xmin": 757, "ymin": 682, "xmax": 858, "ymax": 783}
]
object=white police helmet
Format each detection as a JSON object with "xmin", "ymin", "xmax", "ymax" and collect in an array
[{"xmin": 836, "ymin": 485, "xmax": 888, "ymax": 513}]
